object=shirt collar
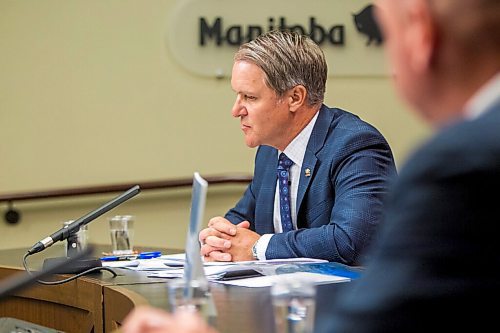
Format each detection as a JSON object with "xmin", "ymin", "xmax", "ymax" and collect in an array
[
  {"xmin": 464, "ymin": 72, "xmax": 500, "ymax": 120},
  {"xmin": 281, "ymin": 111, "xmax": 319, "ymax": 169}
]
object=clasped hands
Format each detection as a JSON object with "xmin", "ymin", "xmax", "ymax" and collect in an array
[{"xmin": 198, "ymin": 216, "xmax": 260, "ymax": 262}]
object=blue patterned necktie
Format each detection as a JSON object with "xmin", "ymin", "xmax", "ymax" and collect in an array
[{"xmin": 277, "ymin": 153, "xmax": 294, "ymax": 232}]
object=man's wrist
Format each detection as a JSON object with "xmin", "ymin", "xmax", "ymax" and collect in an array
[
  {"xmin": 253, "ymin": 234, "xmax": 273, "ymax": 260},
  {"xmin": 251, "ymin": 239, "xmax": 259, "ymax": 260}
]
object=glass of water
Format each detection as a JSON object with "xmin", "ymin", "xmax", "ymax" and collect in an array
[
  {"xmin": 167, "ymin": 278, "xmax": 217, "ymax": 326},
  {"xmin": 108, "ymin": 215, "xmax": 134, "ymax": 255},
  {"xmin": 271, "ymin": 275, "xmax": 317, "ymax": 333},
  {"xmin": 62, "ymin": 220, "xmax": 88, "ymax": 257}
]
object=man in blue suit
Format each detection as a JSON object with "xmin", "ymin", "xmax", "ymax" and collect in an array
[{"xmin": 199, "ymin": 30, "xmax": 396, "ymax": 264}]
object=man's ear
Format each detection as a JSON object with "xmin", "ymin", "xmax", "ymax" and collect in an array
[
  {"xmin": 288, "ymin": 85, "xmax": 307, "ymax": 112},
  {"xmin": 406, "ymin": 0, "xmax": 437, "ymax": 72}
]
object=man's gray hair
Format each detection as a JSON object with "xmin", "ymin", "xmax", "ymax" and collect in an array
[{"xmin": 234, "ymin": 30, "xmax": 327, "ymax": 106}]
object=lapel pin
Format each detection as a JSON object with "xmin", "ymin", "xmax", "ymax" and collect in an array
[{"xmin": 305, "ymin": 168, "xmax": 311, "ymax": 177}]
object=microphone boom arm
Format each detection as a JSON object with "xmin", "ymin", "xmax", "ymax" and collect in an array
[{"xmin": 28, "ymin": 185, "xmax": 141, "ymax": 255}]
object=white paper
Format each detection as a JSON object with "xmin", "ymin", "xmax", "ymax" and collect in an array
[{"xmin": 146, "ymin": 256, "xmax": 331, "ymax": 281}]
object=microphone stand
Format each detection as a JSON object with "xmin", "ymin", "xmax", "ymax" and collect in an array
[{"xmin": 42, "ymin": 230, "xmax": 102, "ymax": 274}]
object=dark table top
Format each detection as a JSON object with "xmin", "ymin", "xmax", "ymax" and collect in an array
[{"xmin": 0, "ymin": 245, "xmax": 353, "ymax": 333}]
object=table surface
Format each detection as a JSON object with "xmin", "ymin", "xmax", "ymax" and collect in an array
[{"xmin": 0, "ymin": 245, "xmax": 352, "ymax": 333}]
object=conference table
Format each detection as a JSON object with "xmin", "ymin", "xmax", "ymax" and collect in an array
[{"xmin": 0, "ymin": 245, "xmax": 352, "ymax": 333}]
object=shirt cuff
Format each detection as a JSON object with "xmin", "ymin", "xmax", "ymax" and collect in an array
[{"xmin": 255, "ymin": 234, "xmax": 273, "ymax": 260}]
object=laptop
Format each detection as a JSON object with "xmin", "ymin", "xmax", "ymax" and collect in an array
[
  {"xmin": 181, "ymin": 172, "xmax": 217, "ymax": 323},
  {"xmin": 183, "ymin": 172, "xmax": 208, "ymax": 284}
]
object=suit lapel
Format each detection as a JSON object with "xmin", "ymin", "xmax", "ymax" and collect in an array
[
  {"xmin": 257, "ymin": 149, "xmax": 279, "ymax": 233},
  {"xmin": 296, "ymin": 106, "xmax": 335, "ymax": 213}
]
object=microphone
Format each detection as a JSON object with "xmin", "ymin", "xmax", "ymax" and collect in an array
[{"xmin": 28, "ymin": 185, "xmax": 141, "ymax": 255}]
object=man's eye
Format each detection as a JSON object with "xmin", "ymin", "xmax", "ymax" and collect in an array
[{"xmin": 245, "ymin": 95, "xmax": 256, "ymax": 100}]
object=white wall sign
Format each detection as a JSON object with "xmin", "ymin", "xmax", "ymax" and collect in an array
[{"xmin": 166, "ymin": 0, "xmax": 386, "ymax": 78}]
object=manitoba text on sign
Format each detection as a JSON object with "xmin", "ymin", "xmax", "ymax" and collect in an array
[{"xmin": 166, "ymin": 0, "xmax": 386, "ymax": 78}]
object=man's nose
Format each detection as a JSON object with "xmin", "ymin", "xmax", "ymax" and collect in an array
[{"xmin": 231, "ymin": 96, "xmax": 245, "ymax": 117}]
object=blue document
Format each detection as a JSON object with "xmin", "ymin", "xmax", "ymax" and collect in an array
[{"xmin": 275, "ymin": 262, "xmax": 363, "ymax": 280}]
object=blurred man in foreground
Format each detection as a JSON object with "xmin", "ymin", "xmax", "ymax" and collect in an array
[{"xmin": 316, "ymin": 0, "xmax": 500, "ymax": 330}]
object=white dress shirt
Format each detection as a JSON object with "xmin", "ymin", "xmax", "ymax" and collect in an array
[
  {"xmin": 254, "ymin": 112, "xmax": 319, "ymax": 260},
  {"xmin": 464, "ymin": 72, "xmax": 500, "ymax": 119}
]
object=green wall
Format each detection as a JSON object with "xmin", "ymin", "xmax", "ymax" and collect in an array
[{"xmin": 0, "ymin": 0, "xmax": 430, "ymax": 251}]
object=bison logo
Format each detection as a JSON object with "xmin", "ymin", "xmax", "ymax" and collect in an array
[{"xmin": 353, "ymin": 4, "xmax": 383, "ymax": 46}]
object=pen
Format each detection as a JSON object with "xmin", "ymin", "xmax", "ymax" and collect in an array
[
  {"xmin": 100, "ymin": 251, "xmax": 162, "ymax": 261},
  {"xmin": 100, "ymin": 255, "xmax": 136, "ymax": 261},
  {"xmin": 137, "ymin": 251, "xmax": 162, "ymax": 259}
]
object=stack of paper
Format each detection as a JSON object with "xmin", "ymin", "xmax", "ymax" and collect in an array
[{"xmin": 101, "ymin": 253, "xmax": 359, "ymax": 288}]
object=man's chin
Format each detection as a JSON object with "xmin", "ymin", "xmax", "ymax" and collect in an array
[{"xmin": 244, "ymin": 137, "xmax": 259, "ymax": 148}]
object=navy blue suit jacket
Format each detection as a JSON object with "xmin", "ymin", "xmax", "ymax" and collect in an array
[
  {"xmin": 318, "ymin": 101, "xmax": 500, "ymax": 331},
  {"xmin": 225, "ymin": 105, "xmax": 396, "ymax": 264}
]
